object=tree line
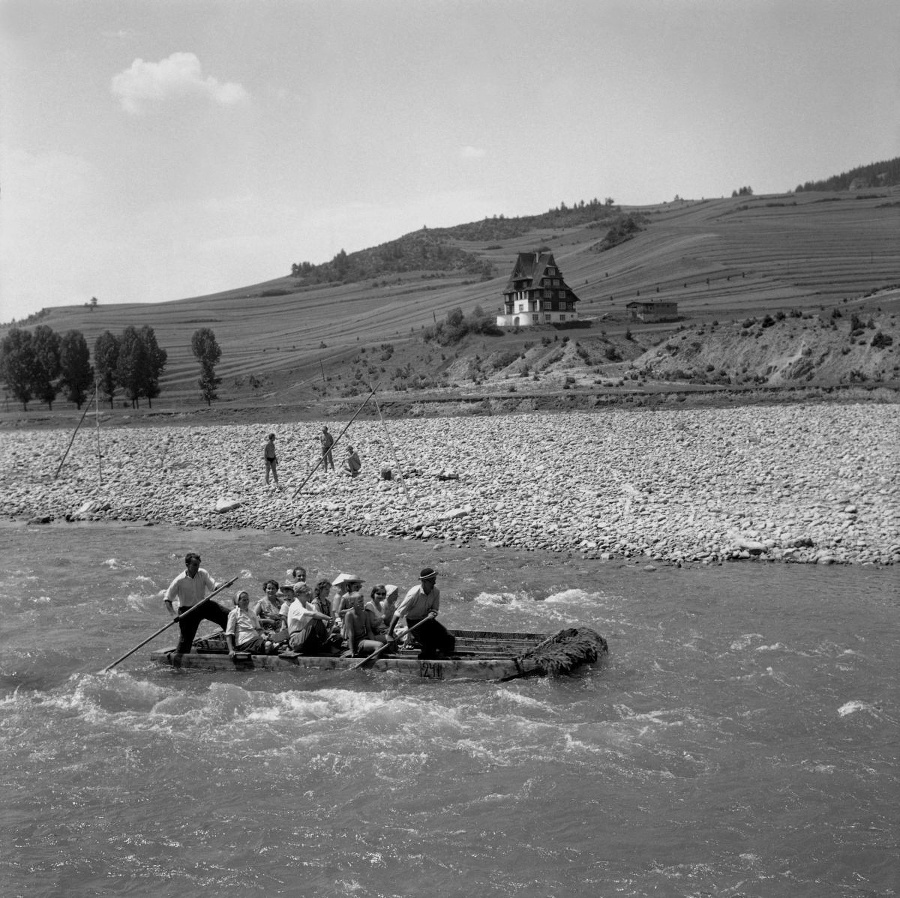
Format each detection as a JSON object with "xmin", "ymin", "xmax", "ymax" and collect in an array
[
  {"xmin": 794, "ymin": 156, "xmax": 900, "ymax": 192},
  {"xmin": 0, "ymin": 324, "xmax": 224, "ymax": 411}
]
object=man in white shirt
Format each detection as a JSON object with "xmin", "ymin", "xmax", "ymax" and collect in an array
[
  {"xmin": 387, "ymin": 567, "xmax": 455, "ymax": 659},
  {"xmin": 163, "ymin": 552, "xmax": 228, "ymax": 654},
  {"xmin": 287, "ymin": 584, "xmax": 332, "ymax": 654}
]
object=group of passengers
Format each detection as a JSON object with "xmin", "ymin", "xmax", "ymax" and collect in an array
[{"xmin": 207, "ymin": 564, "xmax": 454, "ymax": 661}]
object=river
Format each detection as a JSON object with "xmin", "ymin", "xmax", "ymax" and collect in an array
[{"xmin": 1, "ymin": 522, "xmax": 896, "ymax": 897}]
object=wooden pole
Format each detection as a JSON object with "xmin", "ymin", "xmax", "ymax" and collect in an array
[
  {"xmin": 291, "ymin": 386, "xmax": 378, "ymax": 498},
  {"xmin": 100, "ymin": 575, "xmax": 239, "ymax": 673},
  {"xmin": 54, "ymin": 384, "xmax": 98, "ymax": 479}
]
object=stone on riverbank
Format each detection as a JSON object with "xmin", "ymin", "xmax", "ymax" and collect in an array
[{"xmin": 2, "ymin": 404, "xmax": 897, "ymax": 565}]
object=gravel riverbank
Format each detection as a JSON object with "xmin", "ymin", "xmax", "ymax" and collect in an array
[{"xmin": 3, "ymin": 404, "xmax": 898, "ymax": 565}]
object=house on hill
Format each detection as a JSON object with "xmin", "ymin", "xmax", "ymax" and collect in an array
[
  {"xmin": 496, "ymin": 251, "xmax": 580, "ymax": 327},
  {"xmin": 626, "ymin": 300, "xmax": 679, "ymax": 323}
]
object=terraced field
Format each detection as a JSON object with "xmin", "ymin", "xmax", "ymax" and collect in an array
[{"xmin": 3, "ymin": 187, "xmax": 898, "ymax": 410}]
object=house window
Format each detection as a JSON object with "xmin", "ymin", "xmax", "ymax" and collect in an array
[
  {"xmin": 560, "ymin": 314, "xmax": 566, "ymax": 321},
  {"xmin": 544, "ymin": 313, "xmax": 551, "ymax": 322},
  {"xmin": 532, "ymin": 314, "xmax": 538, "ymax": 323},
  {"xmin": 553, "ymin": 279, "xmax": 559, "ymax": 286},
  {"xmin": 543, "ymin": 289, "xmax": 551, "ymax": 298},
  {"xmin": 514, "ymin": 316, "xmax": 520, "ymax": 326}
]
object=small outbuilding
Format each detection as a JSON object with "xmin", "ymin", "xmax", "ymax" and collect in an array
[
  {"xmin": 497, "ymin": 251, "xmax": 580, "ymax": 327},
  {"xmin": 626, "ymin": 301, "xmax": 679, "ymax": 323}
]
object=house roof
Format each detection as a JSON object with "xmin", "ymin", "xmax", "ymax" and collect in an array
[{"xmin": 503, "ymin": 251, "xmax": 580, "ymax": 303}]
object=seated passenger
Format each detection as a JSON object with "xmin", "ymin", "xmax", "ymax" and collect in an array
[
  {"xmin": 331, "ymin": 573, "xmax": 364, "ymax": 621},
  {"xmin": 226, "ymin": 591, "xmax": 276, "ymax": 657},
  {"xmin": 381, "ymin": 585, "xmax": 399, "ymax": 629},
  {"xmin": 254, "ymin": 579, "xmax": 285, "ymax": 630},
  {"xmin": 311, "ymin": 578, "xmax": 341, "ymax": 650},
  {"xmin": 341, "ymin": 591, "xmax": 385, "ymax": 657},
  {"xmin": 366, "ymin": 586, "xmax": 391, "ymax": 637},
  {"xmin": 287, "ymin": 586, "xmax": 333, "ymax": 655},
  {"xmin": 285, "ymin": 565, "xmax": 307, "ymax": 586}
]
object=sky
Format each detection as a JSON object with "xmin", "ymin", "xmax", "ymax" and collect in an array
[{"xmin": 1, "ymin": 0, "xmax": 898, "ymax": 322}]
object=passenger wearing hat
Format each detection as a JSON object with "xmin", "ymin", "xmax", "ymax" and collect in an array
[
  {"xmin": 387, "ymin": 568, "xmax": 455, "ymax": 660},
  {"xmin": 331, "ymin": 573, "xmax": 364, "ymax": 621}
]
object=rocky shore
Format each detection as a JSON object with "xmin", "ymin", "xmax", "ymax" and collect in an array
[{"xmin": 3, "ymin": 404, "xmax": 898, "ymax": 566}]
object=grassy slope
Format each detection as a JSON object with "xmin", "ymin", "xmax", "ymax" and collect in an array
[{"xmin": 3, "ymin": 188, "xmax": 899, "ymax": 418}]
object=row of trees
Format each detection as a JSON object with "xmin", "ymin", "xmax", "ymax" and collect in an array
[
  {"xmin": 0, "ymin": 324, "xmax": 167, "ymax": 411},
  {"xmin": 1, "ymin": 324, "xmax": 226, "ymax": 411},
  {"xmin": 94, "ymin": 326, "xmax": 168, "ymax": 408},
  {"xmin": 0, "ymin": 326, "xmax": 94, "ymax": 410}
]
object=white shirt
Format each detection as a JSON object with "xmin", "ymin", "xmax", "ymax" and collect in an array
[
  {"xmin": 287, "ymin": 598, "xmax": 318, "ymax": 636},
  {"xmin": 165, "ymin": 568, "xmax": 217, "ymax": 610},
  {"xmin": 225, "ymin": 607, "xmax": 262, "ymax": 646}
]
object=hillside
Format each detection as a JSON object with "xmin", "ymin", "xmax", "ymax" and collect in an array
[{"xmin": 2, "ymin": 184, "xmax": 899, "ymax": 423}]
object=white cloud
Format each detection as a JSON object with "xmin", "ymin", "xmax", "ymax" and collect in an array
[
  {"xmin": 111, "ymin": 52, "xmax": 248, "ymax": 115},
  {"xmin": 460, "ymin": 145, "xmax": 486, "ymax": 159}
]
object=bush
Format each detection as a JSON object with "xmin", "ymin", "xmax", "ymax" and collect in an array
[{"xmin": 871, "ymin": 331, "xmax": 893, "ymax": 349}]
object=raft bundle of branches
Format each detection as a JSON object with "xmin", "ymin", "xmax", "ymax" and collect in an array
[{"xmin": 516, "ymin": 628, "xmax": 609, "ymax": 675}]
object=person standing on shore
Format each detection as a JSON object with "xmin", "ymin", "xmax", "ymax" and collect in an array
[
  {"xmin": 386, "ymin": 567, "xmax": 455, "ymax": 660},
  {"xmin": 264, "ymin": 433, "xmax": 280, "ymax": 488},
  {"xmin": 163, "ymin": 552, "xmax": 228, "ymax": 655},
  {"xmin": 319, "ymin": 426, "xmax": 335, "ymax": 472}
]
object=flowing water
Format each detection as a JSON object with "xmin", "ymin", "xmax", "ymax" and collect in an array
[{"xmin": 1, "ymin": 522, "xmax": 897, "ymax": 897}]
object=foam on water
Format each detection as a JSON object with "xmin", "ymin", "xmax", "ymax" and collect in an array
[
  {"xmin": 102, "ymin": 557, "xmax": 132, "ymax": 570},
  {"xmin": 837, "ymin": 699, "xmax": 880, "ymax": 717},
  {"xmin": 2, "ymin": 523, "xmax": 898, "ymax": 897}
]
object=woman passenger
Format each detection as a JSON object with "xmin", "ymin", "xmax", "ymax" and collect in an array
[
  {"xmin": 341, "ymin": 592, "xmax": 383, "ymax": 657},
  {"xmin": 226, "ymin": 591, "xmax": 276, "ymax": 657},
  {"xmin": 254, "ymin": 579, "xmax": 285, "ymax": 630}
]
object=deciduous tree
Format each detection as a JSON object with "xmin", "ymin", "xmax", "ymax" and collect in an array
[
  {"xmin": 94, "ymin": 330, "xmax": 120, "ymax": 408},
  {"xmin": 0, "ymin": 328, "xmax": 38, "ymax": 410},
  {"xmin": 191, "ymin": 327, "xmax": 222, "ymax": 406},
  {"xmin": 59, "ymin": 330, "xmax": 94, "ymax": 408},
  {"xmin": 116, "ymin": 326, "xmax": 148, "ymax": 408},
  {"xmin": 31, "ymin": 324, "xmax": 62, "ymax": 409},
  {"xmin": 138, "ymin": 325, "xmax": 167, "ymax": 407}
]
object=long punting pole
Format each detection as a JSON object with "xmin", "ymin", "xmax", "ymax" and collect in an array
[
  {"xmin": 291, "ymin": 385, "xmax": 378, "ymax": 498},
  {"xmin": 54, "ymin": 383, "xmax": 99, "ymax": 480},
  {"xmin": 100, "ymin": 575, "xmax": 239, "ymax": 673}
]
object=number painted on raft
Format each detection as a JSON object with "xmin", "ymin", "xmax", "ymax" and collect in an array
[{"xmin": 419, "ymin": 661, "xmax": 444, "ymax": 679}]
